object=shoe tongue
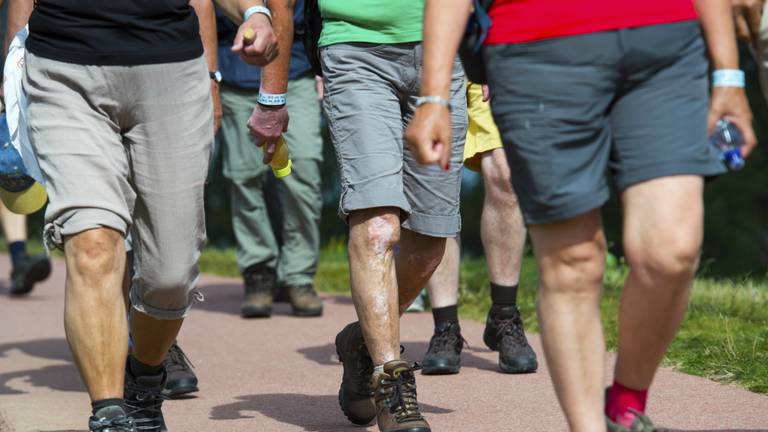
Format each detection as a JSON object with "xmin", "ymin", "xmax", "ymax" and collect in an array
[
  {"xmin": 383, "ymin": 360, "xmax": 410, "ymax": 376},
  {"xmin": 435, "ymin": 320, "xmax": 459, "ymax": 333},
  {"xmin": 492, "ymin": 304, "xmax": 519, "ymax": 319},
  {"xmin": 134, "ymin": 371, "xmax": 165, "ymax": 388},
  {"xmin": 94, "ymin": 405, "xmax": 127, "ymax": 421}
]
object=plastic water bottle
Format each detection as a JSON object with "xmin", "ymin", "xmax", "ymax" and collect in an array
[{"xmin": 709, "ymin": 119, "xmax": 745, "ymax": 171}]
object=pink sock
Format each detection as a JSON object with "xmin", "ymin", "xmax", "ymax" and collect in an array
[{"xmin": 605, "ymin": 380, "xmax": 648, "ymax": 427}]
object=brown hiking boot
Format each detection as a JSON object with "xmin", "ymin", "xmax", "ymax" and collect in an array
[
  {"xmin": 286, "ymin": 283, "xmax": 323, "ymax": 317},
  {"xmin": 335, "ymin": 322, "xmax": 376, "ymax": 425},
  {"xmin": 240, "ymin": 264, "xmax": 276, "ymax": 318},
  {"xmin": 372, "ymin": 360, "xmax": 430, "ymax": 432}
]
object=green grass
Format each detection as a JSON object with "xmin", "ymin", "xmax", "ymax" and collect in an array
[{"xmin": 200, "ymin": 242, "xmax": 768, "ymax": 394}]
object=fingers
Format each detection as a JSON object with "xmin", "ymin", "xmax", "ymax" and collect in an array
[
  {"xmin": 728, "ymin": 115, "xmax": 758, "ymax": 157},
  {"xmin": 481, "ymin": 84, "xmax": 491, "ymax": 102},
  {"xmin": 262, "ymin": 139, "xmax": 277, "ymax": 164}
]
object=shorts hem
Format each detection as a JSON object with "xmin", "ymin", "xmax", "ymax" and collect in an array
[
  {"xmin": 337, "ymin": 189, "xmax": 411, "ymax": 223},
  {"xmin": 523, "ymin": 189, "xmax": 610, "ymax": 225},
  {"xmin": 401, "ymin": 210, "xmax": 461, "ymax": 238},
  {"xmin": 615, "ymin": 162, "xmax": 725, "ymax": 191},
  {"xmin": 45, "ymin": 208, "xmax": 128, "ymax": 250},
  {"xmin": 130, "ymin": 289, "xmax": 195, "ymax": 321}
]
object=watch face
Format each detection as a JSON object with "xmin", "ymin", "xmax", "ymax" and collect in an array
[{"xmin": 210, "ymin": 71, "xmax": 222, "ymax": 83}]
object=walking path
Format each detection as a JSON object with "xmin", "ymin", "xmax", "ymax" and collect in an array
[{"xmin": 1, "ymin": 258, "xmax": 767, "ymax": 431}]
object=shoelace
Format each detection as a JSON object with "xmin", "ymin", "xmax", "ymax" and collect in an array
[
  {"xmin": 380, "ymin": 363, "xmax": 424, "ymax": 423},
  {"xmin": 125, "ymin": 382, "xmax": 168, "ymax": 431},
  {"xmin": 495, "ymin": 313, "xmax": 529, "ymax": 347},
  {"xmin": 166, "ymin": 343, "xmax": 194, "ymax": 374},
  {"xmin": 90, "ymin": 415, "xmax": 135, "ymax": 432},
  {"xmin": 626, "ymin": 409, "xmax": 657, "ymax": 432},
  {"xmin": 427, "ymin": 327, "xmax": 469, "ymax": 354}
]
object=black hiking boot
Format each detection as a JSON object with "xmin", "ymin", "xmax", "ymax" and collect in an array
[
  {"xmin": 89, "ymin": 405, "xmax": 136, "ymax": 432},
  {"xmin": 124, "ymin": 362, "xmax": 168, "ymax": 432},
  {"xmin": 335, "ymin": 321, "xmax": 376, "ymax": 425},
  {"xmin": 163, "ymin": 342, "xmax": 198, "ymax": 399},
  {"xmin": 421, "ymin": 320, "xmax": 465, "ymax": 375},
  {"xmin": 483, "ymin": 305, "xmax": 538, "ymax": 374},
  {"xmin": 9, "ymin": 253, "xmax": 51, "ymax": 296}
]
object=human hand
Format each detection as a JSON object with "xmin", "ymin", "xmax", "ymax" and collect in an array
[
  {"xmin": 404, "ymin": 103, "xmax": 452, "ymax": 170},
  {"xmin": 709, "ymin": 86, "xmax": 757, "ymax": 157},
  {"xmin": 247, "ymin": 103, "xmax": 289, "ymax": 163},
  {"xmin": 231, "ymin": 14, "xmax": 278, "ymax": 66},
  {"xmin": 481, "ymin": 84, "xmax": 490, "ymax": 102},
  {"xmin": 211, "ymin": 81, "xmax": 222, "ymax": 134},
  {"xmin": 315, "ymin": 76, "xmax": 324, "ymax": 100},
  {"xmin": 732, "ymin": 0, "xmax": 765, "ymax": 44}
]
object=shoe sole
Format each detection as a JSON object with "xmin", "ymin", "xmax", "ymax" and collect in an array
[
  {"xmin": 241, "ymin": 306, "xmax": 272, "ymax": 319},
  {"xmin": 499, "ymin": 358, "xmax": 538, "ymax": 374},
  {"xmin": 293, "ymin": 307, "xmax": 323, "ymax": 317},
  {"xmin": 10, "ymin": 258, "xmax": 52, "ymax": 296},
  {"xmin": 335, "ymin": 331, "xmax": 375, "ymax": 426},
  {"xmin": 421, "ymin": 365, "xmax": 460, "ymax": 375},
  {"xmin": 164, "ymin": 377, "xmax": 199, "ymax": 399}
]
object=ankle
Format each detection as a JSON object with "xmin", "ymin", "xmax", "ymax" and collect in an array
[
  {"xmin": 128, "ymin": 354, "xmax": 164, "ymax": 377},
  {"xmin": 606, "ymin": 380, "xmax": 648, "ymax": 427},
  {"xmin": 431, "ymin": 304, "xmax": 458, "ymax": 327},
  {"xmin": 490, "ymin": 282, "xmax": 518, "ymax": 307}
]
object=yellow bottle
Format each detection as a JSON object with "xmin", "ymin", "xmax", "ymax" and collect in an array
[{"xmin": 270, "ymin": 136, "xmax": 292, "ymax": 178}]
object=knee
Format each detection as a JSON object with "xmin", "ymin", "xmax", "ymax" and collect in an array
[
  {"xmin": 483, "ymin": 162, "xmax": 518, "ymax": 207},
  {"xmin": 66, "ymin": 229, "xmax": 123, "ymax": 277},
  {"xmin": 350, "ymin": 211, "xmax": 401, "ymax": 255},
  {"xmin": 540, "ymin": 237, "xmax": 606, "ymax": 297},
  {"xmin": 625, "ymin": 235, "xmax": 700, "ymax": 282}
]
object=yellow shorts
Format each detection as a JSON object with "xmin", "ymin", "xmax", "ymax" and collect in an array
[{"xmin": 463, "ymin": 81, "xmax": 503, "ymax": 172}]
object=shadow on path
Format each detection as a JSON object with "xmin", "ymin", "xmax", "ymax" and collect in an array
[
  {"xmin": 210, "ymin": 393, "xmax": 452, "ymax": 432},
  {"xmin": 297, "ymin": 342, "xmax": 500, "ymax": 373},
  {"xmin": 0, "ymin": 338, "xmax": 83, "ymax": 395}
]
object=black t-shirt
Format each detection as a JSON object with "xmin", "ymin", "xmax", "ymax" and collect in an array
[{"xmin": 27, "ymin": 0, "xmax": 203, "ymax": 66}]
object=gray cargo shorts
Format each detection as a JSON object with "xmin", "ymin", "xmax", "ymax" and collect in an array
[
  {"xmin": 24, "ymin": 52, "xmax": 214, "ymax": 320},
  {"xmin": 320, "ymin": 42, "xmax": 467, "ymax": 238},
  {"xmin": 485, "ymin": 20, "xmax": 724, "ymax": 225}
]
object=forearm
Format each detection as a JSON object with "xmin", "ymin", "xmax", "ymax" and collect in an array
[
  {"xmin": 420, "ymin": 0, "xmax": 472, "ymax": 97},
  {"xmin": 260, "ymin": 0, "xmax": 294, "ymax": 94},
  {"xmin": 213, "ymin": 0, "xmax": 265, "ymax": 24},
  {"xmin": 696, "ymin": 0, "xmax": 739, "ymax": 69},
  {"xmin": 5, "ymin": 0, "xmax": 33, "ymax": 55},
  {"xmin": 190, "ymin": 0, "xmax": 218, "ymax": 72}
]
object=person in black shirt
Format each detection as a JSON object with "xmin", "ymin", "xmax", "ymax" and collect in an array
[{"xmin": 7, "ymin": 0, "xmax": 283, "ymax": 430}]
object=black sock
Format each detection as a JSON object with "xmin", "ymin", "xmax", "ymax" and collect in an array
[
  {"xmin": 490, "ymin": 283, "xmax": 518, "ymax": 307},
  {"xmin": 9, "ymin": 241, "xmax": 27, "ymax": 268},
  {"xmin": 91, "ymin": 398, "xmax": 125, "ymax": 415},
  {"xmin": 431, "ymin": 304, "xmax": 458, "ymax": 326},
  {"xmin": 128, "ymin": 354, "xmax": 164, "ymax": 377}
]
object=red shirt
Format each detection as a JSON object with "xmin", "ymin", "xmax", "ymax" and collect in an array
[{"xmin": 486, "ymin": 0, "xmax": 698, "ymax": 44}]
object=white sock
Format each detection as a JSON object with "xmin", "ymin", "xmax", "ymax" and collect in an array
[{"xmin": 374, "ymin": 364, "xmax": 385, "ymax": 375}]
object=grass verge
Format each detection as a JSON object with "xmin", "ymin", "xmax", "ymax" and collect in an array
[{"xmin": 200, "ymin": 241, "xmax": 768, "ymax": 394}]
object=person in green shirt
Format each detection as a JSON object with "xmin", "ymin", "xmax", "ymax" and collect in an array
[{"xmin": 260, "ymin": 2, "xmax": 467, "ymax": 431}]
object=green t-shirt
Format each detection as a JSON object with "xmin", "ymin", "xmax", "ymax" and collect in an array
[{"xmin": 318, "ymin": 0, "xmax": 424, "ymax": 47}]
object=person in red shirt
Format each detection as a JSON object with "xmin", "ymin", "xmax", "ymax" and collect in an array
[{"xmin": 406, "ymin": 1, "xmax": 755, "ymax": 431}]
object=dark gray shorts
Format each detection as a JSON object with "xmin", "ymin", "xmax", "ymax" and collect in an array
[
  {"xmin": 320, "ymin": 42, "xmax": 467, "ymax": 237},
  {"xmin": 485, "ymin": 21, "xmax": 724, "ymax": 225}
]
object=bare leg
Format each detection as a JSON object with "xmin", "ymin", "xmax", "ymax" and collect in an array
[
  {"xmin": 424, "ymin": 236, "xmax": 459, "ymax": 309},
  {"xmin": 348, "ymin": 208, "xmax": 402, "ymax": 365},
  {"xmin": 63, "ymin": 228, "xmax": 128, "ymax": 401},
  {"xmin": 0, "ymin": 202, "xmax": 27, "ymax": 243},
  {"xmin": 480, "ymin": 148, "xmax": 526, "ymax": 286},
  {"xmin": 130, "ymin": 311, "xmax": 183, "ymax": 366},
  {"xmin": 529, "ymin": 210, "xmax": 607, "ymax": 432},
  {"xmin": 615, "ymin": 176, "xmax": 703, "ymax": 389}
]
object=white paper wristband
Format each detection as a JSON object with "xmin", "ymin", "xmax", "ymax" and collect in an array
[
  {"xmin": 257, "ymin": 91, "xmax": 287, "ymax": 106},
  {"xmin": 244, "ymin": 5, "xmax": 272, "ymax": 24},
  {"xmin": 712, "ymin": 69, "xmax": 745, "ymax": 88}
]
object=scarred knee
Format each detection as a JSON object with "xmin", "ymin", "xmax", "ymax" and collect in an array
[
  {"xmin": 350, "ymin": 210, "xmax": 401, "ymax": 255},
  {"xmin": 66, "ymin": 228, "xmax": 123, "ymax": 278}
]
